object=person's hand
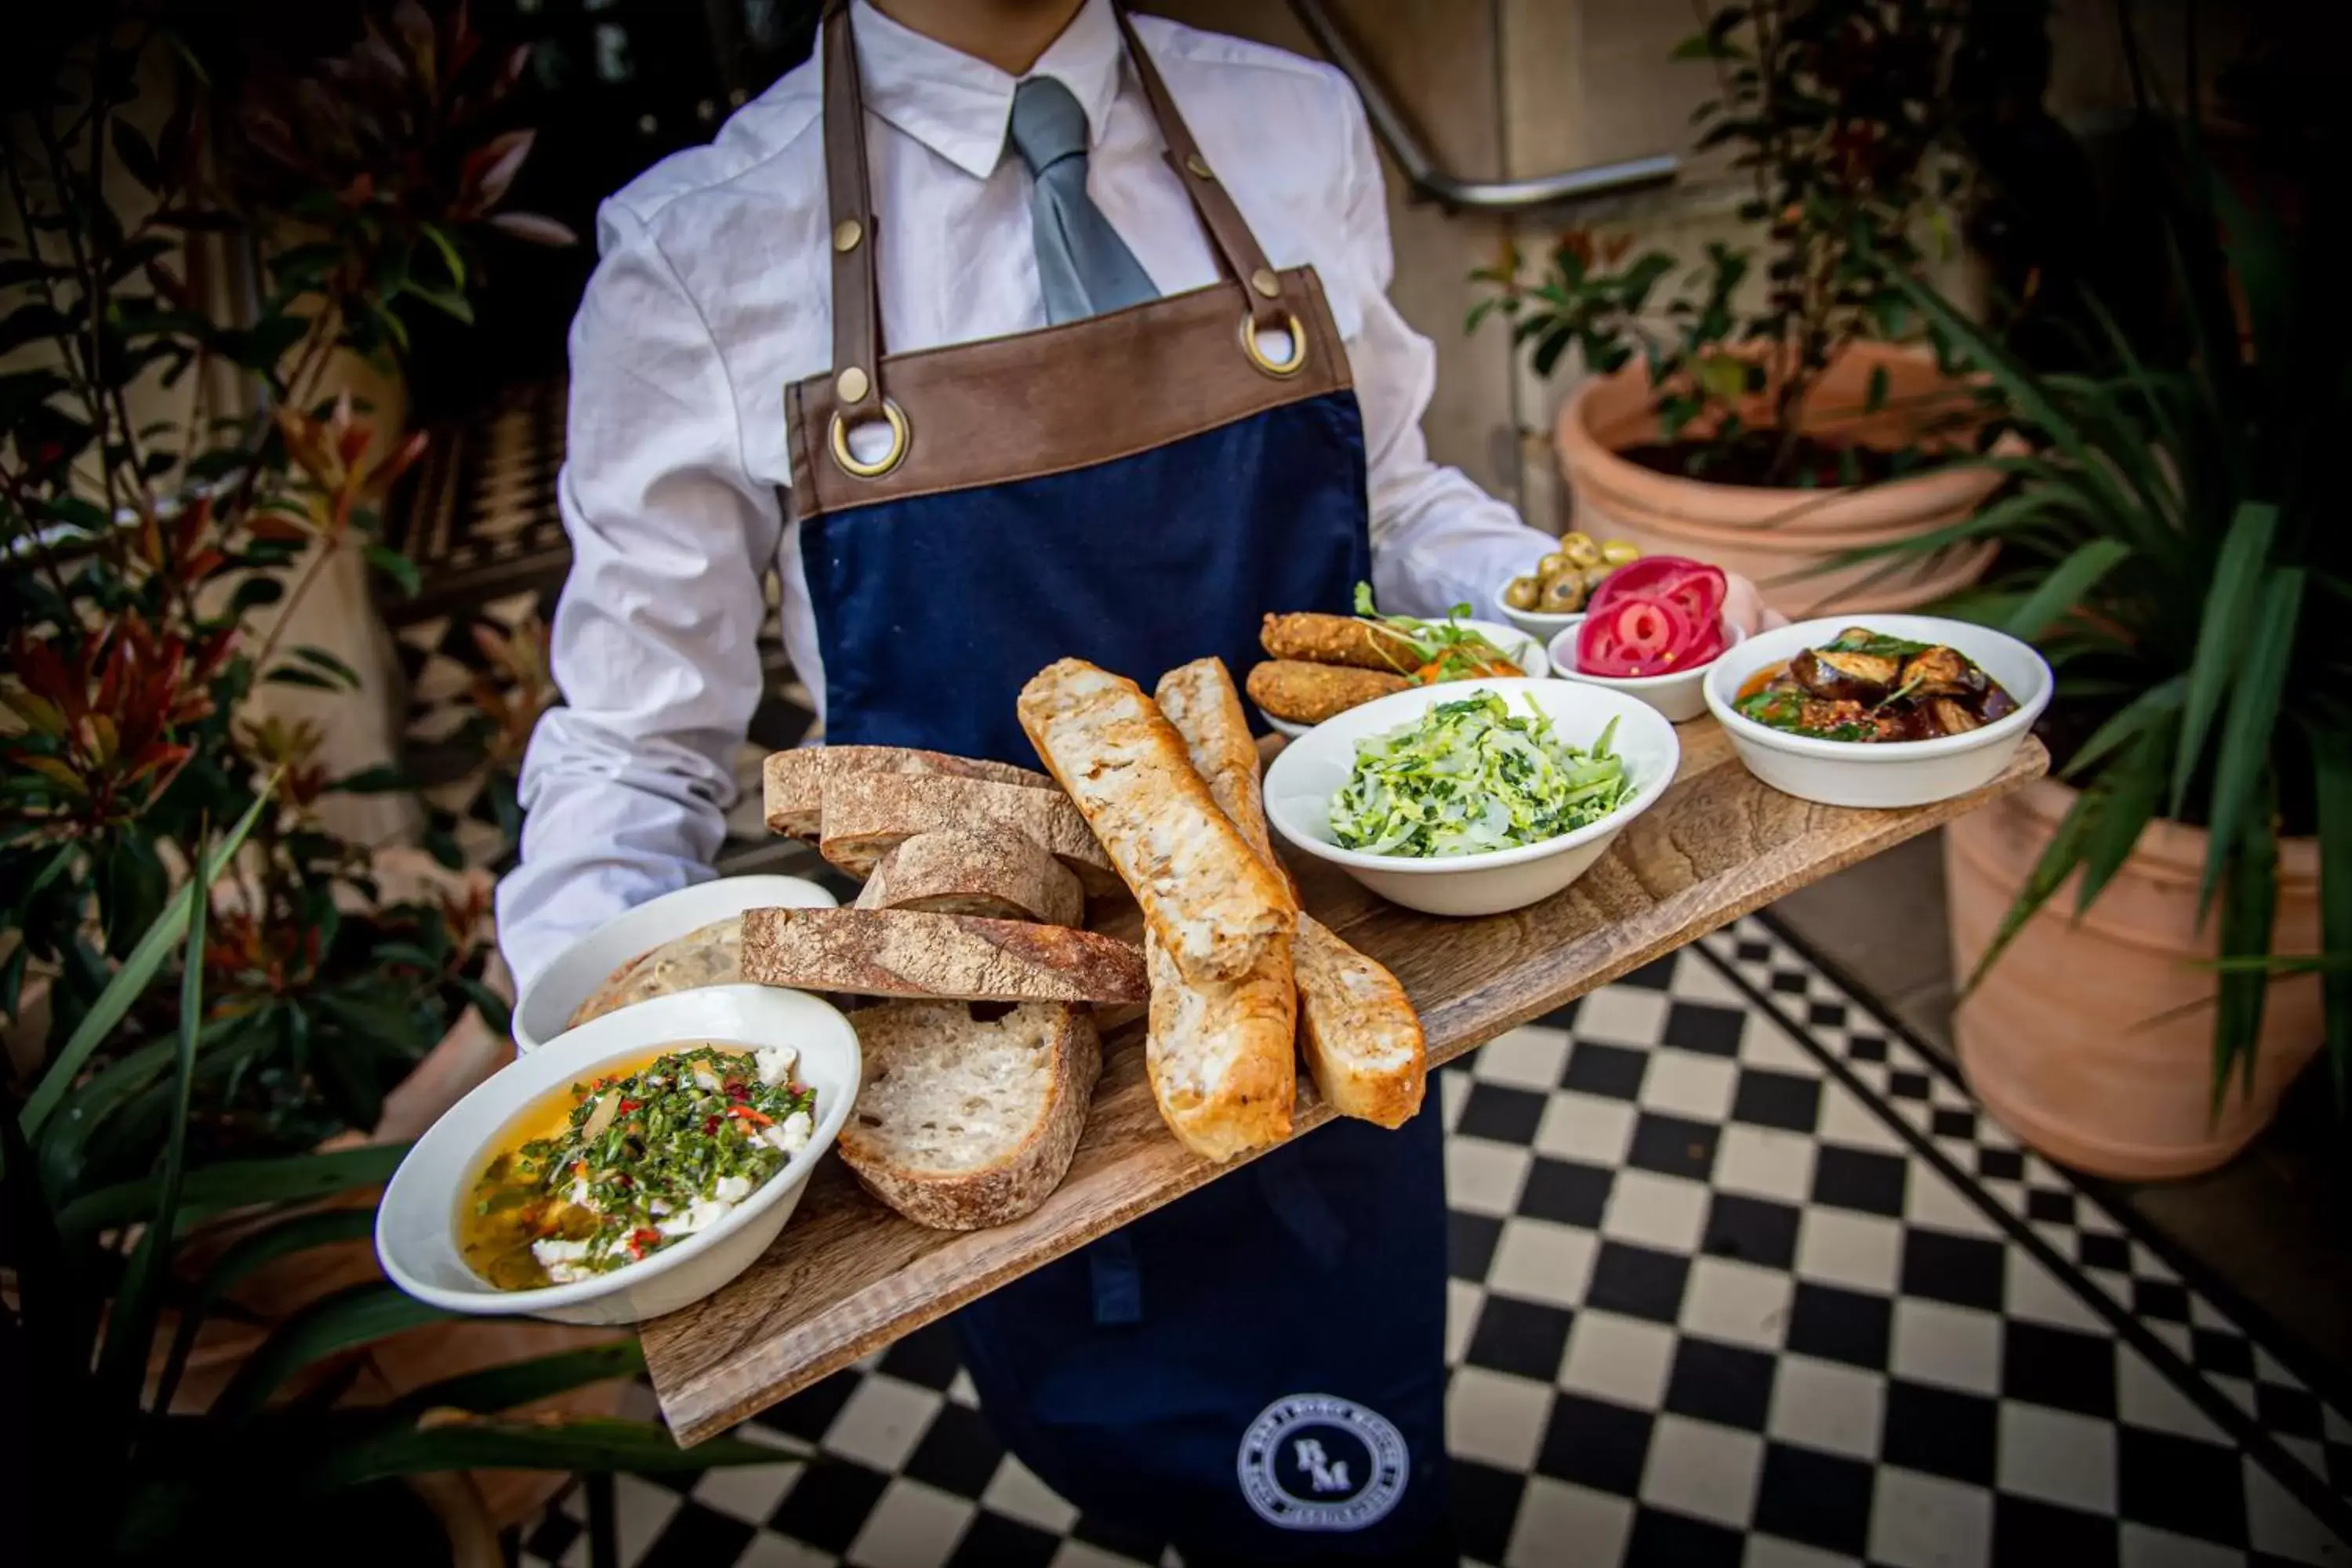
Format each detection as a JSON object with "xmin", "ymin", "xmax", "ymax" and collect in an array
[{"xmin": 1720, "ymin": 572, "xmax": 1789, "ymax": 638}]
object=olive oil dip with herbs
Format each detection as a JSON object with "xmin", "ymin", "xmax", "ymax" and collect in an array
[{"xmin": 459, "ymin": 1041, "xmax": 818, "ymax": 1290}]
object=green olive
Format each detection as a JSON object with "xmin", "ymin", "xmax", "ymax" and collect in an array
[
  {"xmin": 1559, "ymin": 532, "xmax": 1603, "ymax": 569},
  {"xmin": 1502, "ymin": 575, "xmax": 1543, "ymax": 612},
  {"xmin": 1537, "ymin": 574, "xmax": 1586, "ymax": 614},
  {"xmin": 1582, "ymin": 564, "xmax": 1619, "ymax": 594},
  {"xmin": 1534, "ymin": 550, "xmax": 1573, "ymax": 584},
  {"xmin": 1599, "ymin": 539, "xmax": 1642, "ymax": 565}
]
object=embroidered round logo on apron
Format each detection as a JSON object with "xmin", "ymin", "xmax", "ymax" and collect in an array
[{"xmin": 1235, "ymin": 1393, "xmax": 1409, "ymax": 1531}]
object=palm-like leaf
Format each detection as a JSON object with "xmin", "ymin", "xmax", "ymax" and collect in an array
[{"xmin": 1851, "ymin": 118, "xmax": 2350, "ymax": 1106}]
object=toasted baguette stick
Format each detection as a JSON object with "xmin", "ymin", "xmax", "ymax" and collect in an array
[
  {"xmin": 739, "ymin": 906, "xmax": 1145, "ymax": 1004},
  {"xmin": 817, "ymin": 773, "xmax": 1120, "ymax": 894},
  {"xmin": 1017, "ymin": 659, "xmax": 1292, "ymax": 985},
  {"xmin": 1245, "ymin": 659, "xmax": 1410, "ymax": 725},
  {"xmin": 1145, "ymin": 935, "xmax": 1294, "ymax": 1160},
  {"xmin": 1154, "ymin": 658, "xmax": 1277, "ymax": 866},
  {"xmin": 1155, "ymin": 659, "xmax": 1427, "ymax": 1130},
  {"xmin": 1259, "ymin": 612, "xmax": 1421, "ymax": 673},
  {"xmin": 855, "ymin": 826, "xmax": 1084, "ymax": 926},
  {"xmin": 764, "ymin": 746, "xmax": 1052, "ymax": 839},
  {"xmin": 1292, "ymin": 917, "xmax": 1425, "ymax": 1127},
  {"xmin": 1135, "ymin": 659, "xmax": 1301, "ymax": 1160}
]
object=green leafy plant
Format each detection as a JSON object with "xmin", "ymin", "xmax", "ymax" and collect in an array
[
  {"xmin": 9, "ymin": 805, "xmax": 782, "ymax": 1566},
  {"xmin": 1468, "ymin": 0, "xmax": 1974, "ymax": 487},
  {"xmin": 1847, "ymin": 108, "xmax": 2351, "ymax": 1105},
  {"xmin": 2, "ymin": 2, "xmax": 573, "ymax": 1171}
]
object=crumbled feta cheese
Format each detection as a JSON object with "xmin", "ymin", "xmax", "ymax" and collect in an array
[
  {"xmin": 531, "ymin": 1237, "xmax": 596, "ymax": 1284},
  {"xmin": 657, "ymin": 1196, "xmax": 735, "ymax": 1239},
  {"xmin": 692, "ymin": 1067, "xmax": 721, "ymax": 1091},
  {"xmin": 764, "ymin": 1109, "xmax": 815, "ymax": 1156},
  {"xmin": 713, "ymin": 1174, "xmax": 753, "ymax": 1203},
  {"xmin": 755, "ymin": 1044, "xmax": 798, "ymax": 1087}
]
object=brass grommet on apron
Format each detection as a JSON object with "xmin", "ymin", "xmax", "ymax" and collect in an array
[
  {"xmin": 1184, "ymin": 153, "xmax": 1214, "ymax": 180},
  {"xmin": 1237, "ymin": 311, "xmax": 1307, "ymax": 377},
  {"xmin": 833, "ymin": 219, "xmax": 864, "ymax": 252},
  {"xmin": 836, "ymin": 365, "xmax": 870, "ymax": 404},
  {"xmin": 829, "ymin": 398, "xmax": 910, "ymax": 477}
]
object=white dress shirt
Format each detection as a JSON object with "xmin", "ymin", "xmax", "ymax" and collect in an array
[{"xmin": 498, "ymin": 0, "xmax": 1553, "ymax": 985}]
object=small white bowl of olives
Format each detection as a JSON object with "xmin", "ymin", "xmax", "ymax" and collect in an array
[{"xmin": 1497, "ymin": 532, "xmax": 1642, "ymax": 644}]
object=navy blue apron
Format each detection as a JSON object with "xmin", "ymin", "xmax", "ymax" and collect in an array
[{"xmin": 781, "ymin": 8, "xmax": 1450, "ymax": 1558}]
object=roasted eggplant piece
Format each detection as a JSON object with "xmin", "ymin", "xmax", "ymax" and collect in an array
[
  {"xmin": 1899, "ymin": 645, "xmax": 1975, "ymax": 697},
  {"xmin": 1926, "ymin": 698, "xmax": 1984, "ymax": 736},
  {"xmin": 1789, "ymin": 647, "xmax": 1900, "ymax": 702}
]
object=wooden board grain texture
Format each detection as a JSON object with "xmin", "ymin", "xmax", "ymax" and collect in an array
[{"xmin": 643, "ymin": 723, "xmax": 2048, "ymax": 1443}]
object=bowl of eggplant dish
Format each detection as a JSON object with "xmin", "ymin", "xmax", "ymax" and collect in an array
[{"xmin": 1704, "ymin": 615, "xmax": 2050, "ymax": 808}]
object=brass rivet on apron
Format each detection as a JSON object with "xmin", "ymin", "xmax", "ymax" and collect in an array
[
  {"xmin": 836, "ymin": 366, "xmax": 870, "ymax": 405},
  {"xmin": 833, "ymin": 219, "xmax": 863, "ymax": 252},
  {"xmin": 1250, "ymin": 269, "xmax": 1280, "ymax": 300},
  {"xmin": 1184, "ymin": 154, "xmax": 1214, "ymax": 180}
]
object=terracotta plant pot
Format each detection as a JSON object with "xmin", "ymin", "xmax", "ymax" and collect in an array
[
  {"xmin": 1555, "ymin": 341, "xmax": 2007, "ymax": 619},
  {"xmin": 1946, "ymin": 776, "xmax": 2324, "ymax": 1179}
]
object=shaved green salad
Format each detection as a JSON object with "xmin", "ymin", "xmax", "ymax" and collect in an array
[{"xmin": 1330, "ymin": 692, "xmax": 1633, "ymax": 858}]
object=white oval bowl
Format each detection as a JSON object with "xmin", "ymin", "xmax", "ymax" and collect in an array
[
  {"xmin": 513, "ymin": 875, "xmax": 839, "ymax": 1053},
  {"xmin": 1258, "ymin": 620, "xmax": 1550, "ymax": 740},
  {"xmin": 1702, "ymin": 614, "xmax": 2053, "ymax": 809},
  {"xmin": 377, "ymin": 985, "xmax": 860, "ymax": 1327},
  {"xmin": 1549, "ymin": 617, "xmax": 1746, "ymax": 724},
  {"xmin": 1263, "ymin": 677, "xmax": 1680, "ymax": 916}
]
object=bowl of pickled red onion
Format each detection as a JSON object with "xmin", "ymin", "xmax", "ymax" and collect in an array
[{"xmin": 1548, "ymin": 557, "xmax": 1742, "ymax": 723}]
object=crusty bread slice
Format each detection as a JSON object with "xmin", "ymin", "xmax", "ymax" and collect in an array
[
  {"xmin": 566, "ymin": 916, "xmax": 744, "ymax": 1031},
  {"xmin": 1153, "ymin": 658, "xmax": 1427, "ymax": 1131},
  {"xmin": 837, "ymin": 1000, "xmax": 1100, "ymax": 1230},
  {"xmin": 764, "ymin": 746, "xmax": 1052, "ymax": 840},
  {"xmin": 739, "ymin": 906, "xmax": 1145, "ymax": 1004},
  {"xmin": 817, "ymin": 774, "xmax": 1120, "ymax": 894},
  {"xmin": 855, "ymin": 826, "xmax": 1083, "ymax": 926},
  {"xmin": 1016, "ymin": 659, "xmax": 1293, "ymax": 985}
]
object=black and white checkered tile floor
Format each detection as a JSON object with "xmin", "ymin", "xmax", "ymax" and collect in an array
[{"xmin": 514, "ymin": 917, "xmax": 2352, "ymax": 1568}]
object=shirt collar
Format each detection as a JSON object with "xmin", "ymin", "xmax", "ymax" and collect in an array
[{"xmin": 850, "ymin": 0, "xmax": 1126, "ymax": 180}]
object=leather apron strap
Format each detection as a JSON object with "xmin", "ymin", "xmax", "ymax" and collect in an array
[{"xmin": 816, "ymin": 0, "xmax": 1293, "ymax": 423}]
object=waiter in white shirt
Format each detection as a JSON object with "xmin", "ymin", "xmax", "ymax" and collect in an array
[{"xmin": 502, "ymin": 1, "xmax": 1773, "ymax": 1557}]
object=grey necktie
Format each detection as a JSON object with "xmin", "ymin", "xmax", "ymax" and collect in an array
[{"xmin": 1008, "ymin": 76, "xmax": 1158, "ymax": 324}]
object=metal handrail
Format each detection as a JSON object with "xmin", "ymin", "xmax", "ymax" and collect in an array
[{"xmin": 1286, "ymin": 0, "xmax": 1679, "ymax": 212}]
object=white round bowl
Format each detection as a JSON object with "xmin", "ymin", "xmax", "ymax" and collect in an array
[
  {"xmin": 1549, "ymin": 617, "xmax": 1745, "ymax": 724},
  {"xmin": 1258, "ymin": 620, "xmax": 1549, "ymax": 740},
  {"xmin": 1702, "ymin": 614, "xmax": 2053, "ymax": 809},
  {"xmin": 1263, "ymin": 677, "xmax": 1680, "ymax": 916},
  {"xmin": 378, "ymin": 985, "xmax": 861, "ymax": 1327},
  {"xmin": 513, "ymin": 874, "xmax": 839, "ymax": 1053}
]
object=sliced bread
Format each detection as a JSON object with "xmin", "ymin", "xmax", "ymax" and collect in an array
[
  {"xmin": 838, "ymin": 1000, "xmax": 1101, "ymax": 1229},
  {"xmin": 739, "ymin": 906, "xmax": 1145, "ymax": 1004},
  {"xmin": 817, "ymin": 773, "xmax": 1119, "ymax": 894},
  {"xmin": 855, "ymin": 826, "xmax": 1084, "ymax": 926},
  {"xmin": 764, "ymin": 746, "xmax": 1053, "ymax": 840}
]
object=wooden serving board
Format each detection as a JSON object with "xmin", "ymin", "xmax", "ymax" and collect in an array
[{"xmin": 643, "ymin": 722, "xmax": 2048, "ymax": 1444}]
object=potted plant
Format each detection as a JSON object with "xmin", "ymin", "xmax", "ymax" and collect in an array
[
  {"xmin": 6, "ymin": 809, "xmax": 782, "ymax": 1566},
  {"xmin": 1472, "ymin": 0, "xmax": 2009, "ymax": 617},
  {"xmin": 1850, "ymin": 99, "xmax": 2349, "ymax": 1175},
  {"xmin": 2, "ymin": 0, "xmax": 598, "ymax": 1522}
]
